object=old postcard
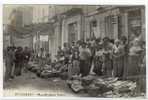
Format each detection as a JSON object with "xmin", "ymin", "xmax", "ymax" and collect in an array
[{"xmin": 3, "ymin": 4, "xmax": 146, "ymax": 98}]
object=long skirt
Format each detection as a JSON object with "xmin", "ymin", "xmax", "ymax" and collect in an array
[
  {"xmin": 113, "ymin": 56, "xmax": 124, "ymax": 78},
  {"xmin": 79, "ymin": 60, "xmax": 90, "ymax": 77},
  {"xmin": 123, "ymin": 55, "xmax": 128, "ymax": 80},
  {"xmin": 103, "ymin": 60, "xmax": 112, "ymax": 77},
  {"xmin": 137, "ymin": 67, "xmax": 146, "ymax": 93},
  {"xmin": 125, "ymin": 55, "xmax": 140, "ymax": 81},
  {"xmin": 93, "ymin": 60, "xmax": 102, "ymax": 76},
  {"xmin": 72, "ymin": 60, "xmax": 80, "ymax": 75},
  {"xmin": 14, "ymin": 62, "xmax": 22, "ymax": 76},
  {"xmin": 67, "ymin": 60, "xmax": 80, "ymax": 79},
  {"xmin": 5, "ymin": 60, "xmax": 13, "ymax": 81},
  {"xmin": 68, "ymin": 63, "xmax": 73, "ymax": 79}
]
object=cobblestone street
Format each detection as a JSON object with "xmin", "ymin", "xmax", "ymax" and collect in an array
[{"xmin": 3, "ymin": 71, "xmax": 79, "ymax": 97}]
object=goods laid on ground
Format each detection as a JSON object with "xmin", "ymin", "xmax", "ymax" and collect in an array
[
  {"xmin": 28, "ymin": 61, "xmax": 145, "ymax": 98},
  {"xmin": 40, "ymin": 70, "xmax": 61, "ymax": 78},
  {"xmin": 28, "ymin": 61, "xmax": 67, "ymax": 79},
  {"xmin": 66, "ymin": 75, "xmax": 139, "ymax": 97},
  {"xmin": 67, "ymin": 79, "xmax": 84, "ymax": 93},
  {"xmin": 27, "ymin": 62, "xmax": 40, "ymax": 73}
]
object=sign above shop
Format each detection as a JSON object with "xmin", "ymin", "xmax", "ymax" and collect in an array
[{"xmin": 40, "ymin": 35, "xmax": 48, "ymax": 41}]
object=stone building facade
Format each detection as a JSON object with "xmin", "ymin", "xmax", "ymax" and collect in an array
[
  {"xmin": 4, "ymin": 5, "xmax": 145, "ymax": 60},
  {"xmin": 85, "ymin": 6, "xmax": 145, "ymax": 41},
  {"xmin": 4, "ymin": 6, "xmax": 33, "ymax": 49},
  {"xmin": 47, "ymin": 5, "xmax": 145, "ymax": 60}
]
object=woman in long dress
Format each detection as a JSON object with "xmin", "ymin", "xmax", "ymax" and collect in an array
[
  {"xmin": 112, "ymin": 39, "xmax": 125, "ymax": 79},
  {"xmin": 120, "ymin": 36, "xmax": 129, "ymax": 80},
  {"xmin": 79, "ymin": 43, "xmax": 91, "ymax": 77},
  {"xmin": 14, "ymin": 47, "xmax": 23, "ymax": 76},
  {"xmin": 93, "ymin": 44, "xmax": 103, "ymax": 76},
  {"xmin": 5, "ymin": 47, "xmax": 15, "ymax": 81},
  {"xmin": 126, "ymin": 38, "xmax": 142, "ymax": 81},
  {"xmin": 102, "ymin": 38, "xmax": 113, "ymax": 77},
  {"xmin": 72, "ymin": 50, "xmax": 80, "ymax": 75}
]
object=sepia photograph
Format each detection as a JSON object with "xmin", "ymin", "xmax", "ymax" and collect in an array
[{"xmin": 3, "ymin": 4, "xmax": 146, "ymax": 98}]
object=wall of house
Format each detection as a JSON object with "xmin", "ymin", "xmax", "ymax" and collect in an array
[
  {"xmin": 12, "ymin": 36, "xmax": 32, "ymax": 48},
  {"xmin": 141, "ymin": 8, "xmax": 145, "ymax": 41},
  {"xmin": 85, "ymin": 8, "xmax": 120, "ymax": 39},
  {"xmin": 54, "ymin": 22, "xmax": 61, "ymax": 55},
  {"xmin": 61, "ymin": 14, "xmax": 82, "ymax": 47},
  {"xmin": 3, "ymin": 34, "xmax": 10, "ymax": 50}
]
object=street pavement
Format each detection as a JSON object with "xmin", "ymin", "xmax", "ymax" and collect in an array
[{"xmin": 3, "ymin": 71, "xmax": 84, "ymax": 97}]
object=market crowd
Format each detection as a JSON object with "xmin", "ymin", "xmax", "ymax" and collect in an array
[
  {"xmin": 4, "ymin": 46, "xmax": 31, "ymax": 81},
  {"xmin": 4, "ymin": 34, "xmax": 146, "ymax": 92},
  {"xmin": 54, "ymin": 35, "xmax": 146, "ymax": 81}
]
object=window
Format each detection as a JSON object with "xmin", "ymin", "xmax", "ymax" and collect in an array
[
  {"xmin": 105, "ymin": 16, "xmax": 114, "ymax": 38},
  {"xmin": 68, "ymin": 22, "xmax": 78, "ymax": 43},
  {"xmin": 105, "ymin": 15, "xmax": 118, "ymax": 39},
  {"xmin": 90, "ymin": 20, "xmax": 97, "ymax": 38}
]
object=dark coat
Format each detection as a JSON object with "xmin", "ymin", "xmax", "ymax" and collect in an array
[
  {"xmin": 15, "ymin": 50, "xmax": 23, "ymax": 63},
  {"xmin": 23, "ymin": 50, "xmax": 31, "ymax": 62}
]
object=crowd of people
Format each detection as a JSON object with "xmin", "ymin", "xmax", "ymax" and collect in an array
[
  {"xmin": 53, "ymin": 35, "xmax": 145, "ymax": 81},
  {"xmin": 4, "ymin": 46, "xmax": 31, "ymax": 81},
  {"xmin": 4, "ymin": 34, "xmax": 146, "ymax": 92}
]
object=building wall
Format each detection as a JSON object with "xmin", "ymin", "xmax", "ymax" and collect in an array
[
  {"xmin": 33, "ymin": 5, "xmax": 49, "ymax": 23},
  {"xmin": 49, "ymin": 22, "xmax": 61, "ymax": 59},
  {"xmin": 12, "ymin": 36, "xmax": 32, "ymax": 48},
  {"xmin": 54, "ymin": 22, "xmax": 62, "ymax": 51},
  {"xmin": 61, "ymin": 14, "xmax": 82, "ymax": 46},
  {"xmin": 21, "ymin": 6, "xmax": 33, "ymax": 26},
  {"xmin": 31, "ymin": 5, "xmax": 100, "ymax": 58},
  {"xmin": 120, "ymin": 12, "xmax": 128, "ymax": 37},
  {"xmin": 14, "ymin": 9, "xmax": 23, "ymax": 27},
  {"xmin": 6, "ymin": 6, "xmax": 34, "ymax": 48},
  {"xmin": 3, "ymin": 34, "xmax": 10, "ymax": 50},
  {"xmin": 32, "ymin": 5, "xmax": 51, "ymax": 53},
  {"xmin": 10, "ymin": 6, "xmax": 33, "ymax": 27},
  {"xmin": 85, "ymin": 8, "xmax": 120, "ymax": 39},
  {"xmin": 140, "ymin": 7, "xmax": 145, "ymax": 41},
  {"xmin": 121, "ymin": 7, "xmax": 145, "ymax": 41},
  {"xmin": 49, "ymin": 36, "xmax": 56, "ymax": 60}
]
